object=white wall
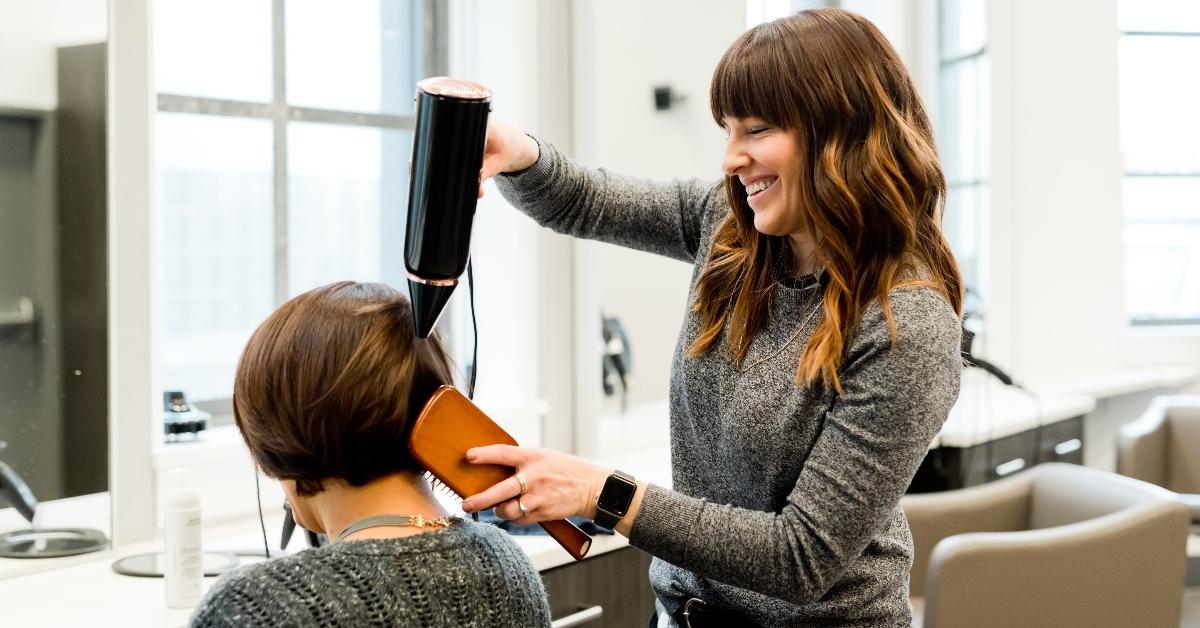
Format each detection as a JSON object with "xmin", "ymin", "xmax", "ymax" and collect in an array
[
  {"xmin": 0, "ymin": 0, "xmax": 107, "ymax": 109},
  {"xmin": 572, "ymin": 0, "xmax": 745, "ymax": 410},
  {"xmin": 447, "ymin": 0, "xmax": 577, "ymax": 450},
  {"xmin": 983, "ymin": 0, "xmax": 1196, "ymax": 383},
  {"xmin": 841, "ymin": 0, "xmax": 915, "ymax": 67},
  {"xmin": 998, "ymin": 0, "xmax": 1126, "ymax": 377},
  {"xmin": 447, "ymin": 0, "xmax": 745, "ymax": 451}
]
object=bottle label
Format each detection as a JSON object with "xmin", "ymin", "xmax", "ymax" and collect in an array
[{"xmin": 178, "ymin": 545, "xmax": 202, "ymax": 588}]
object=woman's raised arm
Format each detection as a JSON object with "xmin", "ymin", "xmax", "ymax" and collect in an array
[{"xmin": 479, "ymin": 118, "xmax": 724, "ymax": 264}]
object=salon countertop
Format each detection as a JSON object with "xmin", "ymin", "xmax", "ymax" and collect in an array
[
  {"xmin": 0, "ymin": 447, "xmax": 673, "ymax": 627},
  {"xmin": 934, "ymin": 371, "xmax": 1097, "ymax": 448}
]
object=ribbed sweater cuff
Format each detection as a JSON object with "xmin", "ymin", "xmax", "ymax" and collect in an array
[{"xmin": 627, "ymin": 483, "xmax": 704, "ymax": 563}]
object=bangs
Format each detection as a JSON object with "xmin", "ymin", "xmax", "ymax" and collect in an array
[{"xmin": 710, "ymin": 21, "xmax": 798, "ymax": 130}]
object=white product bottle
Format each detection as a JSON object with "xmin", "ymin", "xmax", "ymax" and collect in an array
[{"xmin": 164, "ymin": 469, "xmax": 203, "ymax": 609}]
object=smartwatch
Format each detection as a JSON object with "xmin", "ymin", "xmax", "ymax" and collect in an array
[{"xmin": 594, "ymin": 470, "xmax": 637, "ymax": 530}]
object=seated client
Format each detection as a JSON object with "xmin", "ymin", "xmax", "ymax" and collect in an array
[{"xmin": 190, "ymin": 281, "xmax": 551, "ymax": 628}]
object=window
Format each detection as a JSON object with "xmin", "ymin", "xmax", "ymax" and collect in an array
[
  {"xmin": 938, "ymin": 0, "xmax": 989, "ymax": 304},
  {"xmin": 154, "ymin": 0, "xmax": 443, "ymax": 404},
  {"xmin": 1119, "ymin": 1, "xmax": 1200, "ymax": 325}
]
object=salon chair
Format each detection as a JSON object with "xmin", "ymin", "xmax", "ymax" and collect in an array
[
  {"xmin": 1117, "ymin": 395, "xmax": 1200, "ymax": 524},
  {"xmin": 902, "ymin": 463, "xmax": 1189, "ymax": 628}
]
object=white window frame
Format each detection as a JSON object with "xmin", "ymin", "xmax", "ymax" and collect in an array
[
  {"xmin": 109, "ymin": 0, "xmax": 448, "ymax": 545},
  {"xmin": 937, "ymin": 0, "xmax": 989, "ymax": 309},
  {"xmin": 1119, "ymin": 21, "xmax": 1200, "ymax": 327},
  {"xmin": 155, "ymin": 0, "xmax": 447, "ymax": 416}
]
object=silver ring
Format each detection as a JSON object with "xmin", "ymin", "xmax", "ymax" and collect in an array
[
  {"xmin": 514, "ymin": 472, "xmax": 528, "ymax": 495},
  {"xmin": 517, "ymin": 498, "xmax": 529, "ymax": 518}
]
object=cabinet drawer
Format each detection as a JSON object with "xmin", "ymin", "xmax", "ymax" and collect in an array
[
  {"xmin": 988, "ymin": 428, "xmax": 1037, "ymax": 481},
  {"xmin": 542, "ymin": 546, "xmax": 655, "ymax": 628},
  {"xmin": 1036, "ymin": 416, "xmax": 1084, "ymax": 465}
]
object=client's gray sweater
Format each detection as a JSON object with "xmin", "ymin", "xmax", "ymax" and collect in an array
[
  {"xmin": 189, "ymin": 521, "xmax": 550, "ymax": 627},
  {"xmin": 497, "ymin": 140, "xmax": 961, "ymax": 627}
]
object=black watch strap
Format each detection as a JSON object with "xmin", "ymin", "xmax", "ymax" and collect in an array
[{"xmin": 594, "ymin": 469, "xmax": 637, "ymax": 530}]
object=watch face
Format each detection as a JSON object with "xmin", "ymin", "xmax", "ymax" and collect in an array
[{"xmin": 598, "ymin": 474, "xmax": 637, "ymax": 516}]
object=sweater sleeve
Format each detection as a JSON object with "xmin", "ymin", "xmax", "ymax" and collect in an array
[
  {"xmin": 627, "ymin": 287, "xmax": 962, "ymax": 605},
  {"xmin": 494, "ymin": 137, "xmax": 725, "ymax": 263}
]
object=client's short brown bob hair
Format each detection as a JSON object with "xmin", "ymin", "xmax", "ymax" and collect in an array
[{"xmin": 234, "ymin": 281, "xmax": 454, "ymax": 496}]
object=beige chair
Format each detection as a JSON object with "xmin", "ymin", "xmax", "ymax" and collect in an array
[
  {"xmin": 1118, "ymin": 395, "xmax": 1200, "ymax": 523},
  {"xmin": 902, "ymin": 462, "xmax": 1190, "ymax": 628}
]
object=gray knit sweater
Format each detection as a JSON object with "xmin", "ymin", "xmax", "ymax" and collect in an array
[
  {"xmin": 189, "ymin": 520, "xmax": 551, "ymax": 627},
  {"xmin": 496, "ymin": 139, "xmax": 961, "ymax": 627}
]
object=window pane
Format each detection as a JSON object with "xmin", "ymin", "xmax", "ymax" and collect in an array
[
  {"xmin": 286, "ymin": 0, "xmax": 421, "ymax": 115},
  {"xmin": 1123, "ymin": 177, "xmax": 1200, "ymax": 222},
  {"xmin": 157, "ymin": 113, "xmax": 275, "ymax": 401},
  {"xmin": 154, "ymin": 0, "xmax": 273, "ymax": 102},
  {"xmin": 945, "ymin": 183, "xmax": 987, "ymax": 293},
  {"xmin": 287, "ymin": 122, "xmax": 412, "ymax": 295},
  {"xmin": 1124, "ymin": 221, "xmax": 1200, "ymax": 321},
  {"xmin": 1123, "ymin": 177, "xmax": 1200, "ymax": 321},
  {"xmin": 939, "ymin": 56, "xmax": 990, "ymax": 185},
  {"xmin": 940, "ymin": 0, "xmax": 987, "ymax": 59},
  {"xmin": 1120, "ymin": 36, "xmax": 1200, "ymax": 173},
  {"xmin": 1119, "ymin": 0, "xmax": 1200, "ymax": 33}
]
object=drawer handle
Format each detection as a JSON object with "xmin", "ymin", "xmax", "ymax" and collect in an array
[
  {"xmin": 551, "ymin": 605, "xmax": 604, "ymax": 628},
  {"xmin": 995, "ymin": 458, "xmax": 1026, "ymax": 477},
  {"xmin": 1053, "ymin": 438, "xmax": 1082, "ymax": 455}
]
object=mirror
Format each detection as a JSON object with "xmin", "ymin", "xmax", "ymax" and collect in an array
[{"xmin": 0, "ymin": 0, "xmax": 109, "ymax": 566}]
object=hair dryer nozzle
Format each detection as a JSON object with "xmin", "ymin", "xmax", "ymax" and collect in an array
[{"xmin": 408, "ymin": 276, "xmax": 458, "ymax": 338}]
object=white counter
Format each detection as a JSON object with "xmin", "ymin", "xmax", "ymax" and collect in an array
[
  {"xmin": 934, "ymin": 371, "xmax": 1097, "ymax": 448},
  {"xmin": 0, "ymin": 492, "xmax": 111, "ymax": 580}
]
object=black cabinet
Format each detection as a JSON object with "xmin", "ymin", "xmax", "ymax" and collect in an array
[
  {"xmin": 542, "ymin": 546, "xmax": 656, "ymax": 628},
  {"xmin": 908, "ymin": 415, "xmax": 1085, "ymax": 493},
  {"xmin": 908, "ymin": 440, "xmax": 990, "ymax": 492}
]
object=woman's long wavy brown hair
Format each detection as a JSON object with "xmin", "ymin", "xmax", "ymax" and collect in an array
[{"xmin": 692, "ymin": 8, "xmax": 963, "ymax": 393}]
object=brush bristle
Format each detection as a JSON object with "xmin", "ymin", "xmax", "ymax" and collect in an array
[{"xmin": 424, "ymin": 472, "xmax": 459, "ymax": 498}]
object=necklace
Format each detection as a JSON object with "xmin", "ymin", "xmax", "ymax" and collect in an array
[
  {"xmin": 335, "ymin": 514, "xmax": 459, "ymax": 543},
  {"xmin": 738, "ymin": 283, "xmax": 824, "ymax": 373}
]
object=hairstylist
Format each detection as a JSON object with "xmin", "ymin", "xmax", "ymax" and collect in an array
[{"xmin": 461, "ymin": 9, "xmax": 963, "ymax": 627}]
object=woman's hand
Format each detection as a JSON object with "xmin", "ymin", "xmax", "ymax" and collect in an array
[
  {"xmin": 477, "ymin": 118, "xmax": 540, "ymax": 198},
  {"xmin": 459, "ymin": 445, "xmax": 607, "ymax": 526}
]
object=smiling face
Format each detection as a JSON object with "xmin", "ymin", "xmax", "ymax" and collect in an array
[{"xmin": 722, "ymin": 117, "xmax": 805, "ymax": 238}]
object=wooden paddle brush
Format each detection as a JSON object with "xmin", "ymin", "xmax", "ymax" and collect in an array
[{"xmin": 408, "ymin": 385, "xmax": 592, "ymax": 561}]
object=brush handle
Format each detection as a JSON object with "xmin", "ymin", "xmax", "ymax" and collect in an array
[{"xmin": 538, "ymin": 519, "xmax": 592, "ymax": 561}]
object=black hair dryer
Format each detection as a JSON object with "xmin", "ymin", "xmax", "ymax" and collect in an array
[{"xmin": 405, "ymin": 77, "xmax": 493, "ymax": 338}]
